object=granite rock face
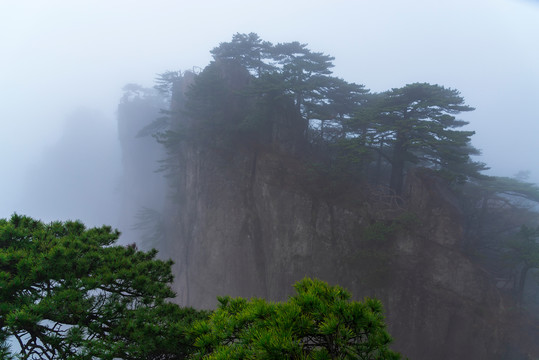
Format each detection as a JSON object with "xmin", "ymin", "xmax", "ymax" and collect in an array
[
  {"xmin": 155, "ymin": 63, "xmax": 539, "ymax": 359},
  {"xmin": 161, "ymin": 140, "xmax": 522, "ymax": 358}
]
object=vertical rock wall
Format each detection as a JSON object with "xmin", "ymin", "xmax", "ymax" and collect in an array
[
  {"xmin": 156, "ymin": 62, "xmax": 538, "ymax": 359},
  {"xmin": 163, "ymin": 139, "xmax": 519, "ymax": 358}
]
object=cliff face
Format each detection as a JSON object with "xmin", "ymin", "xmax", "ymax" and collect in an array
[
  {"xmin": 162, "ymin": 139, "xmax": 524, "ymax": 359},
  {"xmin": 151, "ymin": 61, "xmax": 539, "ymax": 359}
]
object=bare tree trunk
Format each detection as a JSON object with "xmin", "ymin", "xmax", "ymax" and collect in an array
[
  {"xmin": 389, "ymin": 135, "xmax": 406, "ymax": 195},
  {"xmin": 516, "ymin": 264, "xmax": 531, "ymax": 309}
]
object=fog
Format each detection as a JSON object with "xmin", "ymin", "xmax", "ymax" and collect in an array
[
  {"xmin": 1, "ymin": 0, "xmax": 538, "ymax": 234},
  {"xmin": 18, "ymin": 108, "xmax": 121, "ymax": 225}
]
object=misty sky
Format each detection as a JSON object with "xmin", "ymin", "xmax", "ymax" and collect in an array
[{"xmin": 1, "ymin": 0, "xmax": 538, "ymax": 226}]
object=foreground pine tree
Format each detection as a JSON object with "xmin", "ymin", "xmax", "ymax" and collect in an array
[{"xmin": 191, "ymin": 277, "xmax": 402, "ymax": 359}]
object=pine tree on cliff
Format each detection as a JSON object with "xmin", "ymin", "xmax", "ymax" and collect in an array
[
  {"xmin": 211, "ymin": 33, "xmax": 342, "ymax": 142},
  {"xmin": 349, "ymin": 83, "xmax": 477, "ymax": 194},
  {"xmin": 153, "ymin": 35, "xmax": 481, "ymax": 194},
  {"xmin": 271, "ymin": 41, "xmax": 335, "ymax": 115},
  {"xmin": 210, "ymin": 32, "xmax": 274, "ymax": 76}
]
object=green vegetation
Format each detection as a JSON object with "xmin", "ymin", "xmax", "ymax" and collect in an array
[
  {"xmin": 190, "ymin": 278, "xmax": 401, "ymax": 360},
  {"xmin": 0, "ymin": 214, "xmax": 206, "ymax": 359},
  {"xmin": 352, "ymin": 83, "xmax": 477, "ymax": 194},
  {"xmin": 1, "ymin": 215, "xmax": 401, "ymax": 359}
]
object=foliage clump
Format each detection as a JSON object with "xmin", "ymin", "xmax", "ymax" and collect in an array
[
  {"xmin": 0, "ymin": 214, "xmax": 206, "ymax": 360},
  {"xmin": 190, "ymin": 277, "xmax": 402, "ymax": 359}
]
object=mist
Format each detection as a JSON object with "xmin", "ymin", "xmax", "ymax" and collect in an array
[
  {"xmin": 1, "ymin": 0, "xmax": 538, "ymax": 242},
  {"xmin": 17, "ymin": 107, "xmax": 121, "ymax": 228}
]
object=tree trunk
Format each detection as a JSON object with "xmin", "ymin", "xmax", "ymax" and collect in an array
[
  {"xmin": 389, "ymin": 135, "xmax": 406, "ymax": 195},
  {"xmin": 516, "ymin": 264, "xmax": 531, "ymax": 309}
]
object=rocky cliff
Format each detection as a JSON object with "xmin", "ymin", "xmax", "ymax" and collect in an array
[
  {"xmin": 159, "ymin": 136, "xmax": 539, "ymax": 358},
  {"xmin": 152, "ymin": 62, "xmax": 539, "ymax": 359}
]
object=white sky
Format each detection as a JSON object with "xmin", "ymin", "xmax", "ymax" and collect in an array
[{"xmin": 1, "ymin": 0, "xmax": 538, "ymax": 221}]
